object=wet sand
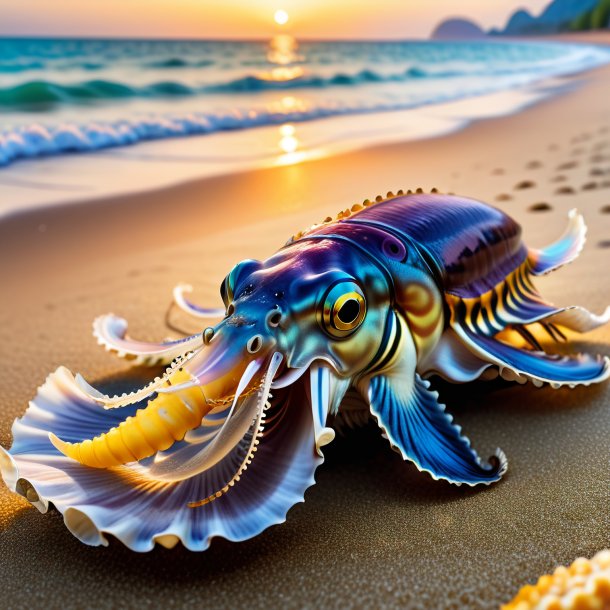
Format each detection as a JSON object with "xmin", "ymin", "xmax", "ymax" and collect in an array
[{"xmin": 1, "ymin": 33, "xmax": 609, "ymax": 610}]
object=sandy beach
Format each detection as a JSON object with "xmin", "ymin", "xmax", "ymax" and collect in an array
[{"xmin": 1, "ymin": 31, "xmax": 609, "ymax": 610}]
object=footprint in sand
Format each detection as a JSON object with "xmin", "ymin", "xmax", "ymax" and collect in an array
[
  {"xmin": 514, "ymin": 180, "xmax": 536, "ymax": 190},
  {"xmin": 598, "ymin": 239, "xmax": 610, "ymax": 248},
  {"xmin": 591, "ymin": 154, "xmax": 610, "ymax": 164},
  {"xmin": 555, "ymin": 186, "xmax": 576, "ymax": 195},
  {"xmin": 495, "ymin": 193, "xmax": 512, "ymax": 202},
  {"xmin": 590, "ymin": 167, "xmax": 607, "ymax": 177},
  {"xmin": 602, "ymin": 179, "xmax": 610, "ymax": 189},
  {"xmin": 593, "ymin": 141, "xmax": 608, "ymax": 151},
  {"xmin": 526, "ymin": 160, "xmax": 542, "ymax": 169},
  {"xmin": 557, "ymin": 161, "xmax": 578, "ymax": 170},
  {"xmin": 582, "ymin": 182, "xmax": 599, "ymax": 191},
  {"xmin": 599, "ymin": 126, "xmax": 609, "ymax": 134},
  {"xmin": 601, "ymin": 204, "xmax": 610, "ymax": 214},
  {"xmin": 491, "ymin": 168, "xmax": 504, "ymax": 175},
  {"xmin": 551, "ymin": 175, "xmax": 567, "ymax": 182},
  {"xmin": 571, "ymin": 148, "xmax": 585, "ymax": 156},
  {"xmin": 528, "ymin": 202, "xmax": 552, "ymax": 212}
]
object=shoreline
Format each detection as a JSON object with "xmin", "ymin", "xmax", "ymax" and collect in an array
[
  {"xmin": 0, "ymin": 71, "xmax": 595, "ymax": 220},
  {"xmin": 1, "ymin": 35, "xmax": 609, "ymax": 217},
  {"xmin": 2, "ymin": 56, "xmax": 610, "ymax": 286}
]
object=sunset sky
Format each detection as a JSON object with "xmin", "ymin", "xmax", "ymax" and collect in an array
[{"xmin": 0, "ymin": 0, "xmax": 551, "ymax": 40}]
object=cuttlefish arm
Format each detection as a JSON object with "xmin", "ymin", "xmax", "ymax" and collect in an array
[
  {"xmin": 48, "ymin": 342, "xmax": 265, "ymax": 469},
  {"xmin": 93, "ymin": 314, "xmax": 204, "ymax": 366},
  {"xmin": 173, "ymin": 284, "xmax": 226, "ymax": 319},
  {"xmin": 0, "ymin": 355, "xmax": 328, "ymax": 551},
  {"xmin": 359, "ymin": 310, "xmax": 507, "ymax": 486},
  {"xmin": 141, "ymin": 354, "xmax": 282, "ymax": 482}
]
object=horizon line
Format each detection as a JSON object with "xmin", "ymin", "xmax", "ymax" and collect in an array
[{"xmin": 0, "ymin": 32, "xmax": 439, "ymax": 43}]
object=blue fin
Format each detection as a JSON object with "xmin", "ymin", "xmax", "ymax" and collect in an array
[
  {"xmin": 454, "ymin": 324, "xmax": 609, "ymax": 387},
  {"xmin": 361, "ymin": 310, "xmax": 506, "ymax": 486},
  {"xmin": 367, "ymin": 373, "xmax": 506, "ymax": 486}
]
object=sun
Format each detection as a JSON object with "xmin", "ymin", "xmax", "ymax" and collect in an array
[{"xmin": 274, "ymin": 9, "xmax": 289, "ymax": 26}]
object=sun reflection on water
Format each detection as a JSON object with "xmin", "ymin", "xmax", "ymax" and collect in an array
[
  {"xmin": 279, "ymin": 124, "xmax": 298, "ymax": 153},
  {"xmin": 259, "ymin": 33, "xmax": 304, "ymax": 82},
  {"xmin": 268, "ymin": 95, "xmax": 309, "ymax": 114},
  {"xmin": 277, "ymin": 122, "xmax": 300, "ymax": 164},
  {"xmin": 267, "ymin": 33, "xmax": 301, "ymax": 66},
  {"xmin": 275, "ymin": 122, "xmax": 322, "ymax": 166},
  {"xmin": 258, "ymin": 31, "xmax": 317, "ymax": 166}
]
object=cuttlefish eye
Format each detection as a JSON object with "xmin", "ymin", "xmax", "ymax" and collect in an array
[{"xmin": 320, "ymin": 281, "xmax": 366, "ymax": 338}]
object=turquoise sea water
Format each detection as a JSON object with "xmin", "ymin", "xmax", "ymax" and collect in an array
[{"xmin": 0, "ymin": 37, "xmax": 608, "ymax": 167}]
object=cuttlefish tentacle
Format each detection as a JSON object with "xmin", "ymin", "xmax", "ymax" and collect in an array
[
  {"xmin": 49, "ymin": 368, "xmax": 209, "ymax": 468},
  {"xmin": 360, "ymin": 309, "xmax": 506, "ymax": 486},
  {"xmin": 1, "ymin": 360, "xmax": 324, "ymax": 551},
  {"xmin": 49, "ymin": 355, "xmax": 268, "ymax": 473},
  {"xmin": 186, "ymin": 353, "xmax": 283, "ymax": 503},
  {"xmin": 93, "ymin": 314, "xmax": 204, "ymax": 366},
  {"xmin": 173, "ymin": 284, "xmax": 226, "ymax": 319},
  {"xmin": 141, "ymin": 356, "xmax": 279, "ymax": 482},
  {"xmin": 75, "ymin": 348, "xmax": 201, "ymax": 409}
]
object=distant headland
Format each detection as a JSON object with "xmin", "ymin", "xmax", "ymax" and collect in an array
[{"xmin": 431, "ymin": 0, "xmax": 608, "ymax": 39}]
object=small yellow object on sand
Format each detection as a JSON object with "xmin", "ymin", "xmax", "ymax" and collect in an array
[{"xmin": 502, "ymin": 550, "xmax": 610, "ymax": 610}]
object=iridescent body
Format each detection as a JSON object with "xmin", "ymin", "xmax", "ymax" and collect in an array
[{"xmin": 1, "ymin": 191, "xmax": 608, "ymax": 551}]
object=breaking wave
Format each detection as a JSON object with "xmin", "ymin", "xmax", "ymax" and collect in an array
[{"xmin": 0, "ymin": 38, "xmax": 608, "ymax": 168}]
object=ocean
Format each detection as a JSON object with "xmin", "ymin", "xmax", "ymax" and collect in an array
[{"xmin": 0, "ymin": 36, "xmax": 609, "ymax": 169}]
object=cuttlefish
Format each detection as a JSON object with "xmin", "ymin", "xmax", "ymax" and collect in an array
[{"xmin": 1, "ymin": 191, "xmax": 608, "ymax": 551}]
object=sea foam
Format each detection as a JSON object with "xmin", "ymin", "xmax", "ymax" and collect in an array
[{"xmin": 0, "ymin": 38, "xmax": 608, "ymax": 168}]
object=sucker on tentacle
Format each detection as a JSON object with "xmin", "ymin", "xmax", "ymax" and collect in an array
[
  {"xmin": 187, "ymin": 353, "xmax": 282, "ymax": 507},
  {"xmin": 186, "ymin": 397, "xmax": 267, "ymax": 508},
  {"xmin": 75, "ymin": 349, "xmax": 198, "ymax": 409},
  {"xmin": 2, "ymin": 190, "xmax": 608, "ymax": 552}
]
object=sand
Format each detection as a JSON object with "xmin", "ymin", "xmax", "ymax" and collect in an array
[{"xmin": 1, "ymin": 32, "xmax": 609, "ymax": 610}]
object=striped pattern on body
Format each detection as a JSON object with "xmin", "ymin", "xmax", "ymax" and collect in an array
[
  {"xmin": 446, "ymin": 261, "xmax": 557, "ymax": 337},
  {"xmin": 364, "ymin": 309, "xmax": 408, "ymax": 381}
]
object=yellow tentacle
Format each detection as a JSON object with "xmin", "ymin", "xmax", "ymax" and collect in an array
[{"xmin": 49, "ymin": 370, "xmax": 208, "ymax": 469}]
